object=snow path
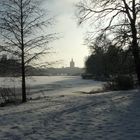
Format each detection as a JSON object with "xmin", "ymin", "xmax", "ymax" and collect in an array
[{"xmin": 0, "ymin": 76, "xmax": 140, "ymax": 140}]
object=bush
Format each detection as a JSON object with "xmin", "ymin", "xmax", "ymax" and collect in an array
[
  {"xmin": 81, "ymin": 73, "xmax": 94, "ymax": 79},
  {"xmin": 0, "ymin": 88, "xmax": 19, "ymax": 107},
  {"xmin": 115, "ymin": 75, "xmax": 134, "ymax": 90},
  {"xmin": 103, "ymin": 82, "xmax": 116, "ymax": 91},
  {"xmin": 104, "ymin": 75, "xmax": 134, "ymax": 91}
]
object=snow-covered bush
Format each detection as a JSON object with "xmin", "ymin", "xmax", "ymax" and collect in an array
[{"xmin": 104, "ymin": 75, "xmax": 134, "ymax": 91}]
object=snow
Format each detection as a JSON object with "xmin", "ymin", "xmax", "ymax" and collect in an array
[
  {"xmin": 0, "ymin": 76, "xmax": 102, "ymax": 90},
  {"xmin": 0, "ymin": 76, "xmax": 140, "ymax": 140}
]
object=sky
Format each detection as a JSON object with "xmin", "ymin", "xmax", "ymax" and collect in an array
[{"xmin": 44, "ymin": 0, "xmax": 89, "ymax": 68}]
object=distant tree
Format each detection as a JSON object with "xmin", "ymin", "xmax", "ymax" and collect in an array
[
  {"xmin": 0, "ymin": 0, "xmax": 56, "ymax": 102},
  {"xmin": 76, "ymin": 0, "xmax": 140, "ymax": 85}
]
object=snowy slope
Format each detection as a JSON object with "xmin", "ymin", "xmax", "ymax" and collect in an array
[{"xmin": 0, "ymin": 76, "xmax": 140, "ymax": 140}]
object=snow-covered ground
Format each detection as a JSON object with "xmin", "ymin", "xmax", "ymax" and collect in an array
[
  {"xmin": 0, "ymin": 76, "xmax": 140, "ymax": 140},
  {"xmin": 0, "ymin": 76, "xmax": 103, "ymax": 98}
]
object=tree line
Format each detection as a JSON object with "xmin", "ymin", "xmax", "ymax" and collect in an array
[{"xmin": 85, "ymin": 34, "xmax": 134, "ymax": 80}]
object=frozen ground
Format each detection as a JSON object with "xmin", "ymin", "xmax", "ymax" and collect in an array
[
  {"xmin": 0, "ymin": 76, "xmax": 103, "ymax": 98},
  {"xmin": 0, "ymin": 76, "xmax": 140, "ymax": 140}
]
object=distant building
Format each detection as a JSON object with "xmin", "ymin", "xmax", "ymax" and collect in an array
[{"xmin": 70, "ymin": 58, "xmax": 75, "ymax": 68}]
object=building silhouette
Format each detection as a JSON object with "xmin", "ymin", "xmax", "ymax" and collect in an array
[{"xmin": 70, "ymin": 58, "xmax": 75, "ymax": 68}]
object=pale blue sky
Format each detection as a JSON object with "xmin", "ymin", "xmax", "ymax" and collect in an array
[{"xmin": 45, "ymin": 0, "xmax": 89, "ymax": 68}]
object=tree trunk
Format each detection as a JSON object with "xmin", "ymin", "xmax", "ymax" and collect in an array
[
  {"xmin": 21, "ymin": 50, "xmax": 26, "ymax": 102},
  {"xmin": 21, "ymin": 0, "xmax": 26, "ymax": 102},
  {"xmin": 131, "ymin": 24, "xmax": 140, "ymax": 86},
  {"xmin": 132, "ymin": 42, "xmax": 140, "ymax": 86}
]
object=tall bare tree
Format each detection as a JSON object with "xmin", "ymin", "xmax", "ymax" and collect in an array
[
  {"xmin": 76, "ymin": 0, "xmax": 140, "ymax": 85},
  {"xmin": 0, "ymin": 0, "xmax": 56, "ymax": 102}
]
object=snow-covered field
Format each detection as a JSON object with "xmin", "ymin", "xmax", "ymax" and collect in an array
[
  {"xmin": 0, "ymin": 76, "xmax": 140, "ymax": 140},
  {"xmin": 0, "ymin": 76, "xmax": 103, "ymax": 98}
]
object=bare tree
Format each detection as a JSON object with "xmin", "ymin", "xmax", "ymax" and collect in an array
[
  {"xmin": 0, "ymin": 0, "xmax": 56, "ymax": 102},
  {"xmin": 76, "ymin": 0, "xmax": 140, "ymax": 85}
]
